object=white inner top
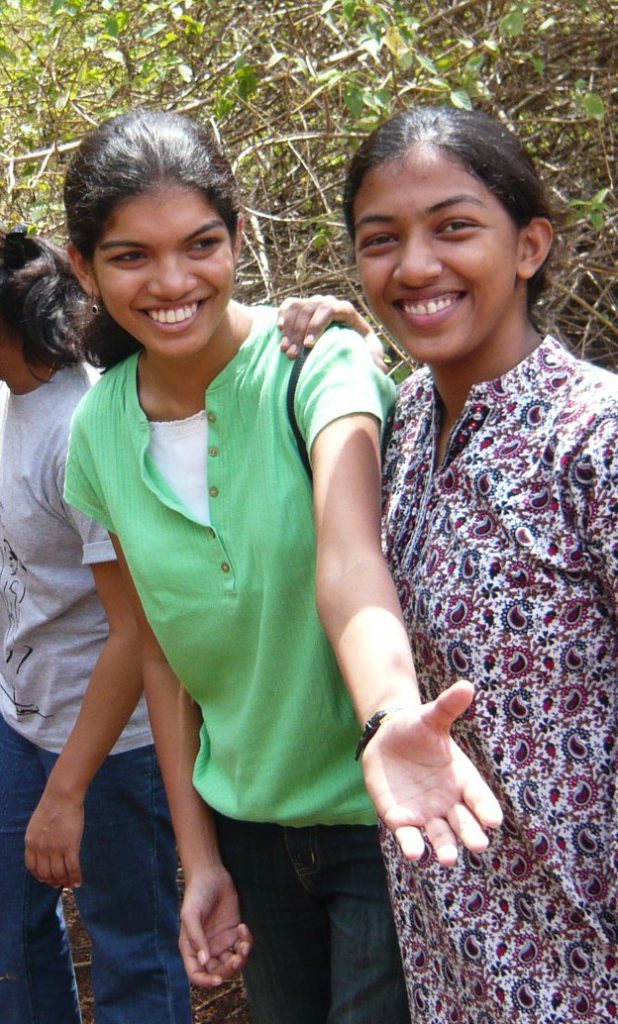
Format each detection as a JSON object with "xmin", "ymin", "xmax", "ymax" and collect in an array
[{"xmin": 148, "ymin": 410, "xmax": 211, "ymax": 524}]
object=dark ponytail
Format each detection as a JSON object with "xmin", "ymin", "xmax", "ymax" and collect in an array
[{"xmin": 0, "ymin": 226, "xmax": 87, "ymax": 372}]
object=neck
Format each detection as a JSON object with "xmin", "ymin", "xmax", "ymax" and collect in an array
[
  {"xmin": 137, "ymin": 300, "xmax": 254, "ymax": 421},
  {"xmin": 433, "ymin": 325, "xmax": 540, "ymax": 438},
  {"xmin": 432, "ymin": 324, "xmax": 542, "ymax": 463},
  {"xmin": 0, "ymin": 345, "xmax": 56, "ymax": 395}
]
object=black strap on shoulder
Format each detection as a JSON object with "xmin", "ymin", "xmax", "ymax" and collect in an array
[
  {"xmin": 286, "ymin": 345, "xmax": 395, "ymax": 482},
  {"xmin": 286, "ymin": 346, "xmax": 313, "ymax": 481}
]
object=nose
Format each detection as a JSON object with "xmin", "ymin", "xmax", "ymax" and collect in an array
[
  {"xmin": 394, "ymin": 236, "xmax": 442, "ymax": 285},
  {"xmin": 148, "ymin": 255, "xmax": 197, "ymax": 300}
]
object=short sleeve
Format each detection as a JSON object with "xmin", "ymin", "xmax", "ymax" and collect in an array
[
  {"xmin": 65, "ymin": 504, "xmax": 115, "ymax": 565},
  {"xmin": 293, "ymin": 325, "xmax": 396, "ymax": 459},
  {"xmin": 64, "ymin": 400, "xmax": 116, "ymax": 535}
]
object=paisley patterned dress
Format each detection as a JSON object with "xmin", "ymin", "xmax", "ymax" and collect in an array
[{"xmin": 381, "ymin": 337, "xmax": 618, "ymax": 1023}]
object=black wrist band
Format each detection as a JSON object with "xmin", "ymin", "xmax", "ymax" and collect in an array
[{"xmin": 354, "ymin": 706, "xmax": 404, "ymax": 761}]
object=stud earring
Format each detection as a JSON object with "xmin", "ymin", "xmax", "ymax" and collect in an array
[{"xmin": 91, "ymin": 299, "xmax": 100, "ymax": 315}]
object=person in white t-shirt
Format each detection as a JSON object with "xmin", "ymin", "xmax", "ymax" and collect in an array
[{"xmin": 0, "ymin": 225, "xmax": 194, "ymax": 1024}]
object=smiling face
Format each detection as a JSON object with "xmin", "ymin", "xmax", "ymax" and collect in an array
[
  {"xmin": 352, "ymin": 145, "xmax": 552, "ymax": 389},
  {"xmin": 71, "ymin": 185, "xmax": 242, "ymax": 370}
]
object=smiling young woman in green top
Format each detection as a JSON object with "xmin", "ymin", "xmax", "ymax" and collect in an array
[{"xmin": 63, "ymin": 107, "xmax": 501, "ymax": 1024}]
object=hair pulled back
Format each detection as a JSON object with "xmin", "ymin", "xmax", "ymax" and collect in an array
[
  {"xmin": 0, "ymin": 226, "xmax": 85, "ymax": 373},
  {"xmin": 64, "ymin": 108, "xmax": 241, "ymax": 369},
  {"xmin": 343, "ymin": 105, "xmax": 556, "ymax": 308}
]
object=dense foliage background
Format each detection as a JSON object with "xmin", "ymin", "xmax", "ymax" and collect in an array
[
  {"xmin": 0, "ymin": 5, "xmax": 614, "ymax": 1019},
  {"xmin": 0, "ymin": 0, "xmax": 615, "ymax": 368}
]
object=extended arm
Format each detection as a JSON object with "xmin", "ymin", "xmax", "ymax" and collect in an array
[
  {"xmin": 312, "ymin": 415, "xmax": 503, "ymax": 865},
  {"xmin": 110, "ymin": 535, "xmax": 252, "ymax": 987},
  {"xmin": 25, "ymin": 559, "xmax": 143, "ymax": 889}
]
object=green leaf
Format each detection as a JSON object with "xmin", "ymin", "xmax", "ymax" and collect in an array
[
  {"xmin": 581, "ymin": 92, "xmax": 605, "ymax": 121},
  {"xmin": 416, "ymin": 52, "xmax": 438, "ymax": 74},
  {"xmin": 102, "ymin": 48, "xmax": 124, "ymax": 63},
  {"xmin": 178, "ymin": 62, "xmax": 193, "ymax": 83},
  {"xmin": 500, "ymin": 7, "xmax": 525, "ymax": 37},
  {"xmin": 54, "ymin": 89, "xmax": 71, "ymax": 110},
  {"xmin": 0, "ymin": 44, "xmax": 17, "ymax": 63},
  {"xmin": 344, "ymin": 85, "xmax": 364, "ymax": 119},
  {"xmin": 450, "ymin": 89, "xmax": 472, "ymax": 110},
  {"xmin": 142, "ymin": 22, "xmax": 168, "ymax": 39},
  {"xmin": 384, "ymin": 26, "xmax": 407, "ymax": 59}
]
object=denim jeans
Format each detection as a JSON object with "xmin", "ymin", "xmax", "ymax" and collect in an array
[
  {"xmin": 0, "ymin": 716, "xmax": 192, "ymax": 1024},
  {"xmin": 214, "ymin": 813, "xmax": 408, "ymax": 1024}
]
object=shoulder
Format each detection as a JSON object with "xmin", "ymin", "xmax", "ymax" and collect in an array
[
  {"xmin": 70, "ymin": 355, "xmax": 137, "ymax": 433},
  {"xmin": 542, "ymin": 341, "xmax": 618, "ymax": 448},
  {"xmin": 302, "ymin": 322, "xmax": 395, "ymax": 390},
  {"xmin": 392, "ymin": 366, "xmax": 433, "ymax": 424},
  {"xmin": 397, "ymin": 365, "xmax": 432, "ymax": 401}
]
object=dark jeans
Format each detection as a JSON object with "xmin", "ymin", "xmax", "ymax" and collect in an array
[
  {"xmin": 215, "ymin": 813, "xmax": 408, "ymax": 1024},
  {"xmin": 0, "ymin": 716, "xmax": 191, "ymax": 1024}
]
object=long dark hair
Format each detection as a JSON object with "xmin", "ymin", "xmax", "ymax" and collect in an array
[
  {"xmin": 343, "ymin": 105, "xmax": 556, "ymax": 309},
  {"xmin": 0, "ymin": 226, "xmax": 85, "ymax": 373},
  {"xmin": 64, "ymin": 108, "xmax": 241, "ymax": 370}
]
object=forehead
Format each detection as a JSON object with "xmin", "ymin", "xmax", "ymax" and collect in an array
[
  {"xmin": 100, "ymin": 186, "xmax": 222, "ymax": 240},
  {"xmin": 353, "ymin": 145, "xmax": 498, "ymax": 221}
]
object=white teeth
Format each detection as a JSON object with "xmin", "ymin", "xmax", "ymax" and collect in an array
[
  {"xmin": 148, "ymin": 303, "xmax": 198, "ymax": 324},
  {"xmin": 404, "ymin": 295, "xmax": 456, "ymax": 316}
]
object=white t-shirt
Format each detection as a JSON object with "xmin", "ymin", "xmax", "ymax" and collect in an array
[
  {"xmin": 148, "ymin": 410, "xmax": 211, "ymax": 524},
  {"xmin": 0, "ymin": 365, "xmax": 151, "ymax": 753}
]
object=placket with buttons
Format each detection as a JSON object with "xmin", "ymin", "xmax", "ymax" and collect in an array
[{"xmin": 205, "ymin": 403, "xmax": 236, "ymax": 592}]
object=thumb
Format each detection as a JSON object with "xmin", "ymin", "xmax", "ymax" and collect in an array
[
  {"xmin": 64, "ymin": 850, "xmax": 83, "ymax": 890},
  {"xmin": 181, "ymin": 906, "xmax": 212, "ymax": 966},
  {"xmin": 431, "ymin": 679, "xmax": 475, "ymax": 730}
]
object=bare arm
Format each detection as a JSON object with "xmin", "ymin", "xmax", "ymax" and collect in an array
[
  {"xmin": 111, "ymin": 535, "xmax": 252, "ymax": 987},
  {"xmin": 312, "ymin": 415, "xmax": 503, "ymax": 865},
  {"xmin": 25, "ymin": 560, "xmax": 143, "ymax": 889}
]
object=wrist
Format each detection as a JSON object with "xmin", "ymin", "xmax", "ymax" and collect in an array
[
  {"xmin": 355, "ymin": 705, "xmax": 405, "ymax": 760},
  {"xmin": 45, "ymin": 760, "xmax": 92, "ymax": 803}
]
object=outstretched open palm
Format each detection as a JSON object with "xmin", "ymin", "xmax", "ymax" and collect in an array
[{"xmin": 362, "ymin": 680, "xmax": 503, "ymax": 865}]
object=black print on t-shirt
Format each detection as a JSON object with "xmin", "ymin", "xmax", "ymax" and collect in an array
[{"xmin": 0, "ymin": 536, "xmax": 50, "ymax": 717}]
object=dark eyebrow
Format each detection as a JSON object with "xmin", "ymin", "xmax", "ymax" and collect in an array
[
  {"xmin": 98, "ymin": 219, "xmax": 225, "ymax": 251},
  {"xmin": 427, "ymin": 194, "xmax": 485, "ymax": 213},
  {"xmin": 354, "ymin": 194, "xmax": 485, "ymax": 231}
]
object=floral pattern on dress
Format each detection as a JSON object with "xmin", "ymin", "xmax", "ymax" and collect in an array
[{"xmin": 382, "ymin": 338, "xmax": 618, "ymax": 1023}]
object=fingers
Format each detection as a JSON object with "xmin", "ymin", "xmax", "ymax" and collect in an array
[
  {"xmin": 64, "ymin": 849, "xmax": 83, "ymax": 890},
  {"xmin": 278, "ymin": 295, "xmax": 364, "ymax": 357},
  {"xmin": 25, "ymin": 851, "xmax": 81, "ymax": 892},
  {"xmin": 179, "ymin": 924, "xmax": 221, "ymax": 988},
  {"xmin": 179, "ymin": 921, "xmax": 252, "ymax": 989},
  {"xmin": 203, "ymin": 925, "xmax": 252, "ymax": 977},
  {"xmin": 425, "ymin": 816, "xmax": 459, "ymax": 867},
  {"xmin": 393, "ymin": 824, "xmax": 425, "ymax": 861},
  {"xmin": 419, "ymin": 801, "xmax": 499, "ymax": 868},
  {"xmin": 462, "ymin": 777, "xmax": 504, "ymax": 830},
  {"xmin": 26, "ymin": 831, "xmax": 83, "ymax": 888},
  {"xmin": 364, "ymin": 330, "xmax": 388, "ymax": 372}
]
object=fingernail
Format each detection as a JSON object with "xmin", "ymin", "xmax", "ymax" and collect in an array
[
  {"xmin": 288, "ymin": 344, "xmax": 298, "ymax": 357},
  {"xmin": 197, "ymin": 949, "xmax": 207, "ymax": 966}
]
